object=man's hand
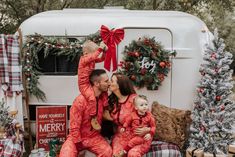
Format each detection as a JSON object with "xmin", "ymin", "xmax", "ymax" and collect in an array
[
  {"xmin": 100, "ymin": 41, "xmax": 108, "ymax": 51},
  {"xmin": 144, "ymin": 133, "xmax": 151, "ymax": 141},
  {"xmin": 134, "ymin": 127, "xmax": 150, "ymax": 136}
]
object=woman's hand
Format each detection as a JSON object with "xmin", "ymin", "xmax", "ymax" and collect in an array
[
  {"xmin": 144, "ymin": 133, "xmax": 151, "ymax": 141},
  {"xmin": 134, "ymin": 127, "xmax": 150, "ymax": 136}
]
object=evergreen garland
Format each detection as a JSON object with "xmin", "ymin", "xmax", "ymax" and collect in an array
[
  {"xmin": 22, "ymin": 32, "xmax": 101, "ymax": 101},
  {"xmin": 120, "ymin": 37, "xmax": 176, "ymax": 90}
]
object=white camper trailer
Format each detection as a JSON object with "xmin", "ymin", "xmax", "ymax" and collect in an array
[
  {"xmin": 0, "ymin": 8, "xmax": 213, "ymax": 156},
  {"xmin": 14, "ymin": 8, "xmax": 212, "ymax": 128}
]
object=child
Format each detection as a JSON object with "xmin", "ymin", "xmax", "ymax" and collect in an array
[
  {"xmin": 78, "ymin": 40, "xmax": 107, "ymax": 130},
  {"xmin": 117, "ymin": 95, "xmax": 156, "ymax": 157}
]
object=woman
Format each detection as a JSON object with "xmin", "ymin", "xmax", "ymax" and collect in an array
[{"xmin": 109, "ymin": 73, "xmax": 151, "ymax": 157}]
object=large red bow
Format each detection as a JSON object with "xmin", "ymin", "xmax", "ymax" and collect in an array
[{"xmin": 100, "ymin": 25, "xmax": 124, "ymax": 71}]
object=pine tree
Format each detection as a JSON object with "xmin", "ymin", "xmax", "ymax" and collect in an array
[{"xmin": 189, "ymin": 29, "xmax": 235, "ymax": 154}]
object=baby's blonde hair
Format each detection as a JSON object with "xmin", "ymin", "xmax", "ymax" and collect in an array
[
  {"xmin": 82, "ymin": 40, "xmax": 98, "ymax": 54},
  {"xmin": 134, "ymin": 95, "xmax": 148, "ymax": 106}
]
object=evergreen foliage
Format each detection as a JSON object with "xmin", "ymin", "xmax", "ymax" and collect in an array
[{"xmin": 189, "ymin": 29, "xmax": 235, "ymax": 154}]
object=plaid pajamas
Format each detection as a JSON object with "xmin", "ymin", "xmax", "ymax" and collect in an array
[{"xmin": 0, "ymin": 34, "xmax": 23, "ymax": 96}]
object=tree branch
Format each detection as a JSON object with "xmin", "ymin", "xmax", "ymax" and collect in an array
[
  {"xmin": 61, "ymin": 0, "xmax": 74, "ymax": 9},
  {"xmin": 5, "ymin": 0, "xmax": 20, "ymax": 21},
  {"xmin": 153, "ymin": 0, "xmax": 156, "ymax": 10}
]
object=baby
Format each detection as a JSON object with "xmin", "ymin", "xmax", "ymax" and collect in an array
[
  {"xmin": 78, "ymin": 40, "xmax": 107, "ymax": 130},
  {"xmin": 118, "ymin": 95, "xmax": 156, "ymax": 157}
]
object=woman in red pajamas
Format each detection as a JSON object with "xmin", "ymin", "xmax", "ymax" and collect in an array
[{"xmin": 109, "ymin": 73, "xmax": 152, "ymax": 157}]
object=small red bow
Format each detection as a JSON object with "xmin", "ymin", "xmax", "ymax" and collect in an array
[{"xmin": 100, "ymin": 25, "xmax": 124, "ymax": 71}]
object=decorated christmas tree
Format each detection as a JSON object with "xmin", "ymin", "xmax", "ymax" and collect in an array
[{"xmin": 189, "ymin": 29, "xmax": 235, "ymax": 154}]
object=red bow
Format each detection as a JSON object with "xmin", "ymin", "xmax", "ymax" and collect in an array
[{"xmin": 100, "ymin": 25, "xmax": 124, "ymax": 71}]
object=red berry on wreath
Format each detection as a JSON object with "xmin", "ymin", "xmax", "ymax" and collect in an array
[
  {"xmin": 157, "ymin": 73, "xmax": 164, "ymax": 81},
  {"xmin": 159, "ymin": 61, "xmax": 166, "ymax": 68},
  {"xmin": 144, "ymin": 38, "xmax": 150, "ymax": 45},
  {"xmin": 130, "ymin": 75, "xmax": 136, "ymax": 81},
  {"xmin": 140, "ymin": 68, "xmax": 147, "ymax": 75},
  {"xmin": 135, "ymin": 52, "xmax": 140, "ymax": 57},
  {"xmin": 166, "ymin": 62, "xmax": 171, "ymax": 67}
]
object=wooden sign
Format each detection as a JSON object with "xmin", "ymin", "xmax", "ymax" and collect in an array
[{"xmin": 36, "ymin": 106, "xmax": 67, "ymax": 150}]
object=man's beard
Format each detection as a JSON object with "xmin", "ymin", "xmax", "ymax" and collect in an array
[{"xmin": 99, "ymin": 86, "xmax": 108, "ymax": 92}]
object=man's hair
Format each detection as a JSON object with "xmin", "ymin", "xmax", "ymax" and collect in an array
[{"xmin": 89, "ymin": 69, "xmax": 106, "ymax": 86}]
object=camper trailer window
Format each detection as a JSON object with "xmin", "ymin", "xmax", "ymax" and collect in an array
[{"xmin": 37, "ymin": 37, "xmax": 79, "ymax": 75}]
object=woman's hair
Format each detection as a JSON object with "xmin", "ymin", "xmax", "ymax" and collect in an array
[
  {"xmin": 112, "ymin": 73, "xmax": 136, "ymax": 96},
  {"xmin": 108, "ymin": 73, "xmax": 136, "ymax": 112}
]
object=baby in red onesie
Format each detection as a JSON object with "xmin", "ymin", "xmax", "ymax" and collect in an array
[
  {"xmin": 78, "ymin": 40, "xmax": 107, "ymax": 130},
  {"xmin": 116, "ymin": 95, "xmax": 156, "ymax": 157}
]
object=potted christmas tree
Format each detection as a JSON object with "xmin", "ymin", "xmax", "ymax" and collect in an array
[
  {"xmin": 189, "ymin": 29, "xmax": 235, "ymax": 155},
  {"xmin": 0, "ymin": 100, "xmax": 13, "ymax": 138}
]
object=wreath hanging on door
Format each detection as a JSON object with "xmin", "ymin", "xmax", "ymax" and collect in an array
[{"xmin": 120, "ymin": 37, "xmax": 176, "ymax": 90}]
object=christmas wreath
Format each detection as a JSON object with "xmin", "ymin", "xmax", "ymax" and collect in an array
[{"xmin": 120, "ymin": 37, "xmax": 176, "ymax": 90}]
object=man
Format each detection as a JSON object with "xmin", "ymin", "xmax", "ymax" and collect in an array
[{"xmin": 59, "ymin": 69, "xmax": 112, "ymax": 157}]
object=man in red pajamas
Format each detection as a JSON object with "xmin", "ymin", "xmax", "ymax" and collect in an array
[{"xmin": 59, "ymin": 69, "xmax": 112, "ymax": 157}]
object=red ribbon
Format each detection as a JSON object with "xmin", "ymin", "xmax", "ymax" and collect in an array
[{"xmin": 100, "ymin": 25, "xmax": 124, "ymax": 71}]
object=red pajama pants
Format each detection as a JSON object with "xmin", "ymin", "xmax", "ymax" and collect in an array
[
  {"xmin": 60, "ymin": 135, "xmax": 112, "ymax": 157},
  {"xmin": 112, "ymin": 132, "xmax": 151, "ymax": 157}
]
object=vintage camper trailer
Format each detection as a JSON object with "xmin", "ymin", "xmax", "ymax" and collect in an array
[
  {"xmin": 0, "ymin": 8, "xmax": 211, "ymax": 135},
  {"xmin": 18, "ymin": 8, "xmax": 211, "ymax": 111}
]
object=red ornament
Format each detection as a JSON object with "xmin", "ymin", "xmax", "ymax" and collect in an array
[
  {"xmin": 216, "ymin": 96, "xmax": 221, "ymax": 101},
  {"xmin": 159, "ymin": 61, "xmax": 166, "ymax": 68},
  {"xmin": 125, "ymin": 62, "xmax": 131, "ymax": 70},
  {"xmin": 166, "ymin": 62, "xmax": 171, "ymax": 67},
  {"xmin": 117, "ymin": 61, "xmax": 123, "ymax": 67},
  {"xmin": 197, "ymin": 88, "xmax": 204, "ymax": 93},
  {"xmin": 140, "ymin": 68, "xmax": 147, "ymax": 75},
  {"xmin": 144, "ymin": 38, "xmax": 150, "ymax": 45},
  {"xmin": 210, "ymin": 108, "xmax": 215, "ymax": 112},
  {"xmin": 134, "ymin": 52, "xmax": 140, "ymax": 57},
  {"xmin": 215, "ymin": 68, "xmax": 219, "ymax": 73},
  {"xmin": 157, "ymin": 73, "xmax": 165, "ymax": 81},
  {"xmin": 220, "ymin": 105, "xmax": 225, "ymax": 111},
  {"xmin": 211, "ymin": 53, "xmax": 216, "ymax": 59},
  {"xmin": 130, "ymin": 75, "xmax": 136, "ymax": 81},
  {"xmin": 200, "ymin": 125, "xmax": 206, "ymax": 132}
]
